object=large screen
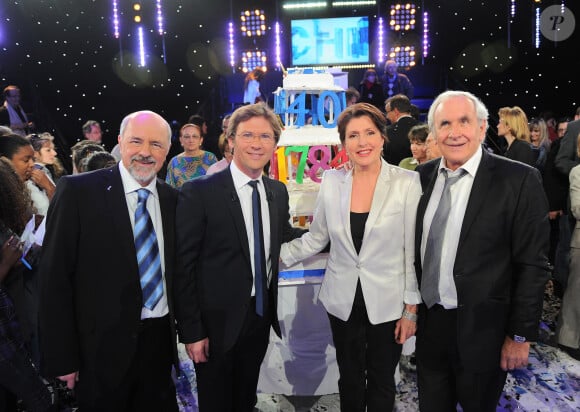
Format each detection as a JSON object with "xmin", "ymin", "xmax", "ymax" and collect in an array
[{"xmin": 291, "ymin": 16, "xmax": 369, "ymax": 66}]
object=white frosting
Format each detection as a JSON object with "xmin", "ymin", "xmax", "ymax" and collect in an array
[
  {"xmin": 282, "ymin": 73, "xmax": 342, "ymax": 90},
  {"xmin": 278, "ymin": 125, "xmax": 340, "ymax": 146},
  {"xmin": 286, "ymin": 178, "xmax": 321, "ymax": 216}
]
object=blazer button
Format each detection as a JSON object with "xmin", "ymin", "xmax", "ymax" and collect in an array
[{"xmin": 356, "ymin": 264, "xmax": 360, "ymax": 269}]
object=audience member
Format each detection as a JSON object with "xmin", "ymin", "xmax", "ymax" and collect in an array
[
  {"xmin": 497, "ymin": 106, "xmax": 535, "ymax": 167},
  {"xmin": 27, "ymin": 133, "xmax": 57, "ymax": 216},
  {"xmin": 529, "ymin": 117, "xmax": 551, "ymax": 171},
  {"xmin": 557, "ymin": 117, "xmax": 571, "ymax": 139},
  {"xmin": 0, "ymin": 125, "xmax": 13, "ymax": 136},
  {"xmin": 358, "ymin": 69, "xmax": 384, "ymax": 111},
  {"xmin": 81, "ymin": 120, "xmax": 102, "ymax": 144},
  {"xmin": 0, "ymin": 157, "xmax": 56, "ymax": 412},
  {"xmin": 217, "ymin": 113, "xmax": 232, "ymax": 157},
  {"xmin": 415, "ymin": 90, "xmax": 549, "ymax": 412},
  {"xmin": 0, "ymin": 86, "xmax": 34, "ymax": 137},
  {"xmin": 38, "ymin": 110, "xmax": 179, "ymax": 410},
  {"xmin": 399, "ymin": 124, "xmax": 429, "ymax": 170},
  {"xmin": 556, "ymin": 131, "xmax": 580, "ymax": 361},
  {"xmin": 281, "ymin": 103, "xmax": 421, "ymax": 411},
  {"xmin": 555, "ymin": 111, "xmax": 580, "ymax": 176},
  {"xmin": 425, "ymin": 132, "xmax": 441, "ymax": 160},
  {"xmin": 165, "ymin": 123, "xmax": 217, "ymax": 188},
  {"xmin": 70, "ymin": 140, "xmax": 105, "ymax": 174},
  {"xmin": 174, "ymin": 103, "xmax": 304, "ymax": 411},
  {"xmin": 206, "ymin": 134, "xmax": 233, "ymax": 175},
  {"xmin": 345, "ymin": 87, "xmax": 360, "ymax": 107},
  {"xmin": 383, "ymin": 60, "xmax": 414, "ymax": 99},
  {"xmin": 382, "ymin": 94, "xmax": 418, "ymax": 166},
  {"xmin": 85, "ymin": 151, "xmax": 117, "ymax": 171}
]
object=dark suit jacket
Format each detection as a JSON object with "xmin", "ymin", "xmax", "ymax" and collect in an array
[
  {"xmin": 555, "ymin": 119, "xmax": 580, "ymax": 176},
  {"xmin": 505, "ymin": 139, "xmax": 536, "ymax": 167},
  {"xmin": 383, "ymin": 116, "xmax": 418, "ymax": 166},
  {"xmin": 174, "ymin": 167, "xmax": 303, "ymax": 355},
  {"xmin": 0, "ymin": 105, "xmax": 8, "ymax": 126},
  {"xmin": 38, "ymin": 165, "xmax": 179, "ymax": 401},
  {"xmin": 415, "ymin": 150, "xmax": 550, "ymax": 372}
]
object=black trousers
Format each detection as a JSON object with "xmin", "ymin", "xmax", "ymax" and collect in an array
[
  {"xmin": 327, "ymin": 283, "xmax": 402, "ymax": 412},
  {"xmin": 416, "ymin": 304, "xmax": 507, "ymax": 412},
  {"xmin": 194, "ymin": 297, "xmax": 271, "ymax": 412},
  {"xmin": 77, "ymin": 315, "xmax": 178, "ymax": 412}
]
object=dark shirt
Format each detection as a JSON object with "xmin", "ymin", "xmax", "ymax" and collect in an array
[{"xmin": 350, "ymin": 212, "xmax": 369, "ymax": 255}]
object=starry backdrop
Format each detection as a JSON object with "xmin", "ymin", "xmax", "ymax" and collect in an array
[{"xmin": 0, "ymin": 0, "xmax": 578, "ymax": 168}]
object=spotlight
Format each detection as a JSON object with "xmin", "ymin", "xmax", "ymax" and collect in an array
[{"xmin": 389, "ymin": 3, "xmax": 417, "ymax": 31}]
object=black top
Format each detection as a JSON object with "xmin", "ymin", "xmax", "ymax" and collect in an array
[{"xmin": 350, "ymin": 212, "xmax": 369, "ymax": 255}]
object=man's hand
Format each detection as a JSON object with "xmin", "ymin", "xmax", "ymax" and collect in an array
[
  {"xmin": 500, "ymin": 336, "xmax": 530, "ymax": 371},
  {"xmin": 58, "ymin": 371, "xmax": 79, "ymax": 389},
  {"xmin": 185, "ymin": 338, "xmax": 210, "ymax": 363}
]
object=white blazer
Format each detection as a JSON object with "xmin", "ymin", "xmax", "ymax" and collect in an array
[{"xmin": 280, "ymin": 159, "xmax": 422, "ymax": 324}]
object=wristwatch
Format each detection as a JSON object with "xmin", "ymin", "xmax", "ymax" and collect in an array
[
  {"xmin": 402, "ymin": 310, "xmax": 418, "ymax": 322},
  {"xmin": 513, "ymin": 335, "xmax": 526, "ymax": 343}
]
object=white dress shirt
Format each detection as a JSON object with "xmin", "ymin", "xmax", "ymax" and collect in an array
[
  {"xmin": 119, "ymin": 162, "xmax": 169, "ymax": 319},
  {"xmin": 230, "ymin": 161, "xmax": 272, "ymax": 296},
  {"xmin": 421, "ymin": 147, "xmax": 483, "ymax": 309}
]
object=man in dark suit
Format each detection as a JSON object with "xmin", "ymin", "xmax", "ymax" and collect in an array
[
  {"xmin": 414, "ymin": 91, "xmax": 550, "ymax": 412},
  {"xmin": 0, "ymin": 85, "xmax": 34, "ymax": 136},
  {"xmin": 174, "ymin": 103, "xmax": 303, "ymax": 411},
  {"xmin": 382, "ymin": 94, "xmax": 418, "ymax": 166},
  {"xmin": 38, "ymin": 110, "xmax": 179, "ymax": 411}
]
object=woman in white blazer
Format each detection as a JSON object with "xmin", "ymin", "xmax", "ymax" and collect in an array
[{"xmin": 280, "ymin": 103, "xmax": 422, "ymax": 411}]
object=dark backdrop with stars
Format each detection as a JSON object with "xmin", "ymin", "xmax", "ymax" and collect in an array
[{"xmin": 0, "ymin": 0, "xmax": 578, "ymax": 166}]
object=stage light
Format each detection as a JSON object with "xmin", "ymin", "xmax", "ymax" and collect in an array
[
  {"xmin": 423, "ymin": 11, "xmax": 429, "ymax": 58},
  {"xmin": 275, "ymin": 21, "xmax": 282, "ymax": 70},
  {"xmin": 282, "ymin": 2, "xmax": 327, "ymax": 10},
  {"xmin": 389, "ymin": 3, "xmax": 416, "ymax": 31},
  {"xmin": 133, "ymin": 3, "xmax": 141, "ymax": 11},
  {"xmin": 377, "ymin": 17, "xmax": 385, "ymax": 64},
  {"xmin": 156, "ymin": 0, "xmax": 164, "ymax": 35},
  {"xmin": 229, "ymin": 21, "xmax": 235, "ymax": 68},
  {"xmin": 535, "ymin": 7, "xmax": 540, "ymax": 48},
  {"xmin": 332, "ymin": 0, "xmax": 376, "ymax": 6},
  {"xmin": 510, "ymin": 0, "xmax": 516, "ymax": 18},
  {"xmin": 134, "ymin": 16, "xmax": 141, "ymax": 23},
  {"xmin": 389, "ymin": 45, "xmax": 416, "ymax": 68},
  {"xmin": 112, "ymin": 0, "xmax": 120, "ymax": 38},
  {"xmin": 137, "ymin": 26, "xmax": 146, "ymax": 67},
  {"xmin": 241, "ymin": 50, "xmax": 267, "ymax": 72},
  {"xmin": 240, "ymin": 9, "xmax": 266, "ymax": 37}
]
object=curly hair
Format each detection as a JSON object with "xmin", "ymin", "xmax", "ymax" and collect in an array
[{"xmin": 0, "ymin": 157, "xmax": 33, "ymax": 234}]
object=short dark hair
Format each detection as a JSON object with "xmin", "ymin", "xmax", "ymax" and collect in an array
[
  {"xmin": 346, "ymin": 87, "xmax": 361, "ymax": 102},
  {"xmin": 337, "ymin": 103, "xmax": 388, "ymax": 145},
  {"xmin": 385, "ymin": 94, "xmax": 411, "ymax": 114},
  {"xmin": 0, "ymin": 134, "xmax": 31, "ymax": 159},
  {"xmin": 86, "ymin": 151, "xmax": 117, "ymax": 172},
  {"xmin": 408, "ymin": 124, "xmax": 429, "ymax": 143}
]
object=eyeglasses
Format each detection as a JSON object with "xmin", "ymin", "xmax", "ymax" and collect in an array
[{"xmin": 236, "ymin": 132, "xmax": 275, "ymax": 142}]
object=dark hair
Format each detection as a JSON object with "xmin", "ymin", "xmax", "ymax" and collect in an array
[
  {"xmin": 0, "ymin": 157, "xmax": 33, "ymax": 234},
  {"xmin": 385, "ymin": 94, "xmax": 411, "ymax": 114},
  {"xmin": 345, "ymin": 87, "xmax": 360, "ymax": 102},
  {"xmin": 337, "ymin": 103, "xmax": 388, "ymax": 145},
  {"xmin": 187, "ymin": 114, "xmax": 206, "ymax": 129},
  {"xmin": 226, "ymin": 103, "xmax": 282, "ymax": 144},
  {"xmin": 82, "ymin": 120, "xmax": 100, "ymax": 135},
  {"xmin": 86, "ymin": 152, "xmax": 117, "ymax": 172},
  {"xmin": 360, "ymin": 69, "xmax": 380, "ymax": 85},
  {"xmin": 0, "ymin": 134, "xmax": 32, "ymax": 159},
  {"xmin": 71, "ymin": 141, "xmax": 105, "ymax": 173},
  {"xmin": 408, "ymin": 124, "xmax": 429, "ymax": 143}
]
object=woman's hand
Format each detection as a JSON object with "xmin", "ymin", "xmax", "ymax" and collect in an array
[
  {"xmin": 30, "ymin": 169, "xmax": 56, "ymax": 199},
  {"xmin": 394, "ymin": 304, "xmax": 418, "ymax": 344}
]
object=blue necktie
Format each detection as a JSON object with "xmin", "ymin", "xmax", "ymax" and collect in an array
[
  {"xmin": 134, "ymin": 189, "xmax": 163, "ymax": 310},
  {"xmin": 421, "ymin": 169, "xmax": 467, "ymax": 308},
  {"xmin": 248, "ymin": 180, "xmax": 267, "ymax": 317}
]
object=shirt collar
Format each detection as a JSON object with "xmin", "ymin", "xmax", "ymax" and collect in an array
[
  {"xmin": 437, "ymin": 145, "xmax": 483, "ymax": 178},
  {"xmin": 229, "ymin": 159, "xmax": 263, "ymax": 191},
  {"xmin": 118, "ymin": 161, "xmax": 159, "ymax": 198}
]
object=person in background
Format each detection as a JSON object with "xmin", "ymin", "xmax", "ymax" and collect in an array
[
  {"xmin": 415, "ymin": 90, "xmax": 549, "ymax": 412},
  {"xmin": 165, "ymin": 123, "xmax": 217, "ymax": 188},
  {"xmin": 0, "ymin": 157, "xmax": 56, "ymax": 412},
  {"xmin": 27, "ymin": 133, "xmax": 57, "ymax": 216},
  {"xmin": 358, "ymin": 69, "xmax": 384, "ymax": 111},
  {"xmin": 281, "ymin": 103, "xmax": 421, "ymax": 411},
  {"xmin": 557, "ymin": 117, "xmax": 571, "ymax": 139},
  {"xmin": 345, "ymin": 87, "xmax": 361, "ymax": 107},
  {"xmin": 556, "ymin": 131, "xmax": 580, "ymax": 361},
  {"xmin": 38, "ymin": 110, "xmax": 179, "ymax": 410},
  {"xmin": 85, "ymin": 151, "xmax": 117, "ymax": 172},
  {"xmin": 529, "ymin": 117, "xmax": 551, "ymax": 171},
  {"xmin": 243, "ymin": 68, "xmax": 265, "ymax": 104},
  {"xmin": 206, "ymin": 134, "xmax": 233, "ymax": 175},
  {"xmin": 383, "ymin": 94, "xmax": 418, "ymax": 166},
  {"xmin": 497, "ymin": 106, "xmax": 536, "ymax": 167},
  {"xmin": 399, "ymin": 124, "xmax": 429, "ymax": 171},
  {"xmin": 0, "ymin": 126, "xmax": 13, "ymax": 136},
  {"xmin": 81, "ymin": 120, "xmax": 102, "ymax": 144},
  {"xmin": 217, "ymin": 113, "xmax": 232, "ymax": 156},
  {"xmin": 70, "ymin": 140, "xmax": 106, "ymax": 174},
  {"xmin": 383, "ymin": 60, "xmax": 414, "ymax": 100},
  {"xmin": 555, "ymin": 108, "xmax": 580, "ymax": 177},
  {"xmin": 425, "ymin": 132, "xmax": 442, "ymax": 161},
  {"xmin": 174, "ymin": 103, "xmax": 304, "ymax": 411},
  {"xmin": 0, "ymin": 85, "xmax": 35, "ymax": 137}
]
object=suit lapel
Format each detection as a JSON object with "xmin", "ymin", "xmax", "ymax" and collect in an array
[
  {"xmin": 222, "ymin": 169, "xmax": 252, "ymax": 264},
  {"xmin": 340, "ymin": 170, "xmax": 356, "ymax": 253},
  {"xmin": 458, "ymin": 151, "xmax": 494, "ymax": 248},
  {"xmin": 106, "ymin": 166, "xmax": 139, "ymax": 273},
  {"xmin": 156, "ymin": 181, "xmax": 175, "ymax": 287},
  {"xmin": 415, "ymin": 160, "xmax": 439, "ymax": 274},
  {"xmin": 362, "ymin": 160, "xmax": 392, "ymax": 247}
]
